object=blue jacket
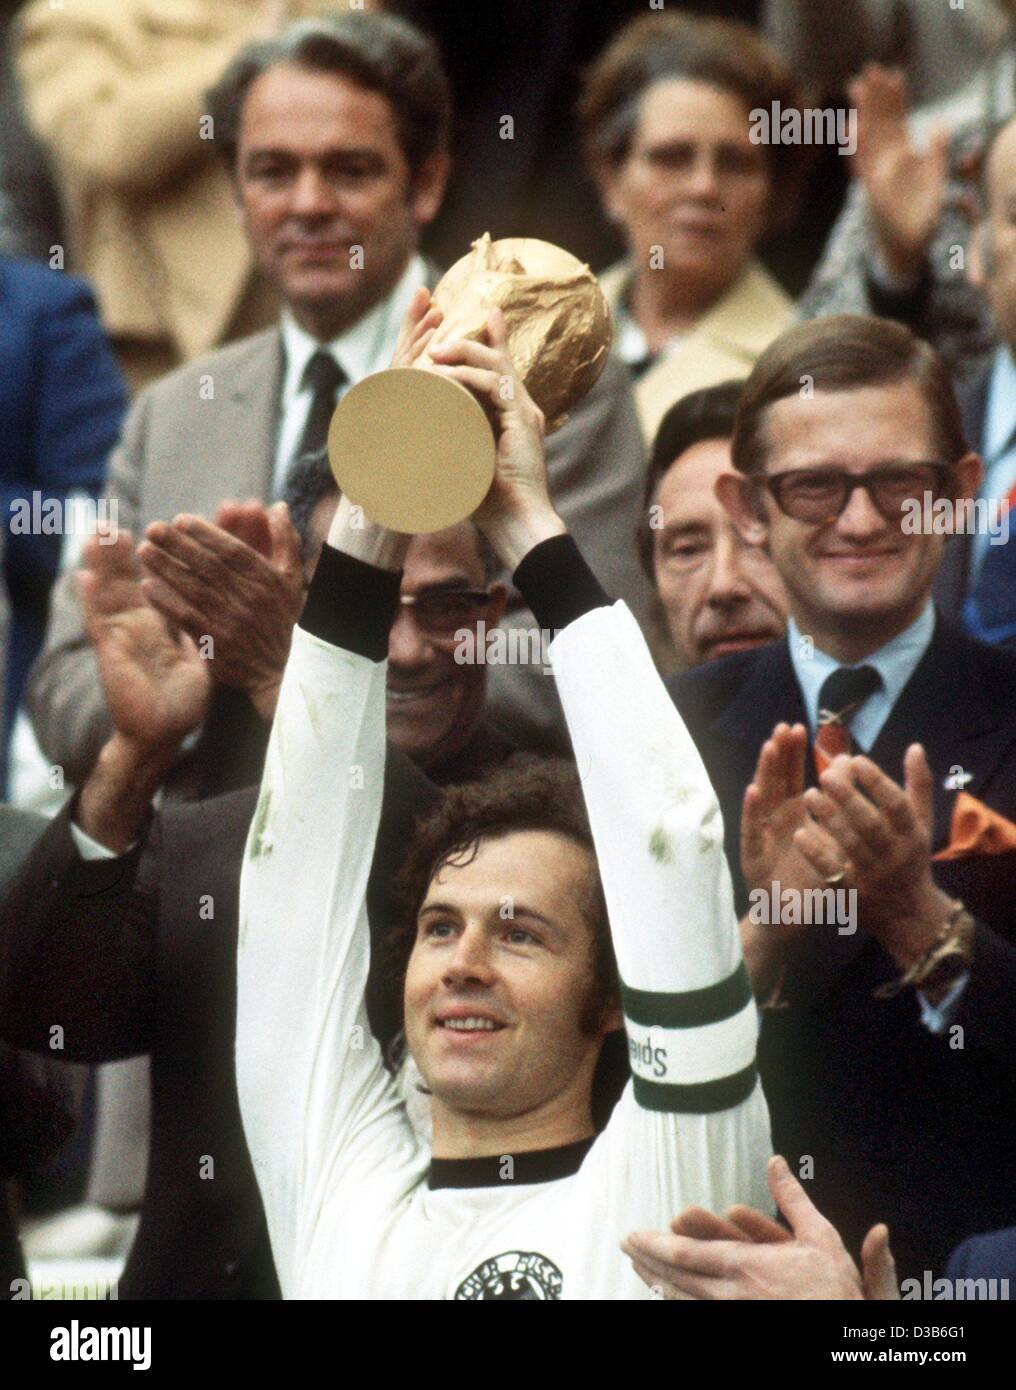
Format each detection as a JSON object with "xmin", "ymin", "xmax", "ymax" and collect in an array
[
  {"xmin": 0, "ymin": 256, "xmax": 125, "ymax": 781},
  {"xmin": 946, "ymin": 1228, "xmax": 1016, "ymax": 1297}
]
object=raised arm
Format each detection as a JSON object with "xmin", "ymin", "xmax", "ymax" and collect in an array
[
  {"xmin": 429, "ymin": 318, "xmax": 757, "ymax": 1110},
  {"xmin": 428, "ymin": 317, "xmax": 771, "ymax": 1229},
  {"xmin": 235, "ymin": 496, "xmax": 427, "ymax": 1294}
]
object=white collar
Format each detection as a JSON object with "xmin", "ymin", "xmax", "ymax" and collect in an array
[
  {"xmin": 279, "ymin": 254, "xmax": 426, "ymax": 402},
  {"xmin": 985, "ymin": 344, "xmax": 1016, "ymax": 463}
]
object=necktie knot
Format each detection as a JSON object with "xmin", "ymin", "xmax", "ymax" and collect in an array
[
  {"xmin": 292, "ymin": 352, "xmax": 348, "ymax": 471},
  {"xmin": 817, "ymin": 665, "xmax": 882, "ymax": 727},
  {"xmin": 302, "ymin": 350, "xmax": 346, "ymax": 397}
]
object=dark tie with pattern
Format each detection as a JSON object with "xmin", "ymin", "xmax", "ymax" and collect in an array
[
  {"xmin": 294, "ymin": 350, "xmax": 347, "ymax": 466},
  {"xmin": 814, "ymin": 665, "xmax": 883, "ymax": 773}
]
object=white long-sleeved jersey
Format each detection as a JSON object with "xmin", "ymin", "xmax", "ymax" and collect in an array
[{"xmin": 237, "ymin": 599, "xmax": 772, "ymax": 1300}]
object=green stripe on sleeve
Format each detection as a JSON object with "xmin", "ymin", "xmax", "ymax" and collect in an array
[
  {"xmin": 621, "ymin": 961, "xmax": 752, "ymax": 1029},
  {"xmin": 632, "ymin": 1062, "xmax": 758, "ymax": 1114}
]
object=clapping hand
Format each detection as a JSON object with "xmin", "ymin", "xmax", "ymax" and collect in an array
[{"xmin": 622, "ymin": 1155, "xmax": 899, "ymax": 1301}]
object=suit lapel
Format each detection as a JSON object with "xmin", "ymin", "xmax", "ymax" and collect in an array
[
  {"xmin": 869, "ymin": 615, "xmax": 1011, "ymax": 848},
  {"xmin": 215, "ymin": 329, "xmax": 284, "ymax": 502}
]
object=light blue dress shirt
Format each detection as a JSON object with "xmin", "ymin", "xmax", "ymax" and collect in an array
[{"xmin": 787, "ymin": 602, "xmax": 936, "ymax": 751}]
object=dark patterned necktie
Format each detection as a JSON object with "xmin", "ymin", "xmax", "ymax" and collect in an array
[
  {"xmin": 294, "ymin": 350, "xmax": 347, "ymax": 465},
  {"xmin": 814, "ymin": 665, "xmax": 883, "ymax": 773}
]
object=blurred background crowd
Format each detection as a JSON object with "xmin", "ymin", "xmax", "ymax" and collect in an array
[{"xmin": 1, "ymin": 0, "xmax": 1016, "ymax": 1302}]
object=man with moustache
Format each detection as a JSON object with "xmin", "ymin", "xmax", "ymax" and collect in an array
[
  {"xmin": 667, "ymin": 313, "xmax": 1016, "ymax": 1278},
  {"xmin": 637, "ymin": 381, "xmax": 788, "ymax": 672}
]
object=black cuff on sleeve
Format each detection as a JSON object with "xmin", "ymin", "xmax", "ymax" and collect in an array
[
  {"xmin": 299, "ymin": 543, "xmax": 402, "ymax": 662},
  {"xmin": 512, "ymin": 533, "xmax": 611, "ymax": 634}
]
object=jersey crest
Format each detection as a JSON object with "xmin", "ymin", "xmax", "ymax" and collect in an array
[{"xmin": 454, "ymin": 1251, "xmax": 563, "ymax": 1300}]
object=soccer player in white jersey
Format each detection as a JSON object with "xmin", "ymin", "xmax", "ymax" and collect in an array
[{"xmin": 236, "ymin": 291, "xmax": 773, "ymax": 1300}]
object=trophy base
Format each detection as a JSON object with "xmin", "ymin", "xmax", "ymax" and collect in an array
[{"xmin": 326, "ymin": 368, "xmax": 496, "ymax": 534}]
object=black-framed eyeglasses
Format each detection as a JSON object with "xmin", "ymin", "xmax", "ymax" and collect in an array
[
  {"xmin": 397, "ymin": 589, "xmax": 492, "ymax": 639},
  {"xmin": 759, "ymin": 463, "xmax": 954, "ymax": 525}
]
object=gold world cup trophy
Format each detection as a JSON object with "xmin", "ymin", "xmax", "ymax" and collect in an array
[{"xmin": 326, "ymin": 234, "xmax": 613, "ymax": 533}]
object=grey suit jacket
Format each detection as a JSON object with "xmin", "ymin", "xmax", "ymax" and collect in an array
[
  {"xmin": 28, "ymin": 324, "xmax": 652, "ymax": 778},
  {"xmin": 0, "ymin": 804, "xmax": 47, "ymax": 897}
]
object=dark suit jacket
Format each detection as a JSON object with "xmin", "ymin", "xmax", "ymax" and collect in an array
[
  {"xmin": 0, "ymin": 751, "xmax": 439, "ymax": 1300},
  {"xmin": 667, "ymin": 616, "xmax": 1016, "ymax": 1279},
  {"xmin": 0, "ymin": 806, "xmax": 71, "ymax": 1298},
  {"xmin": 946, "ymin": 1227, "xmax": 1016, "ymax": 1295}
]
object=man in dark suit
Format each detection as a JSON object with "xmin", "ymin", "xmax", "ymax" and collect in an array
[
  {"xmin": 0, "ymin": 254, "xmax": 125, "ymax": 791},
  {"xmin": 667, "ymin": 314, "xmax": 1016, "ymax": 1280},
  {"xmin": 0, "ymin": 533, "xmax": 439, "ymax": 1299},
  {"xmin": 0, "ymin": 805, "xmax": 73, "ymax": 1299},
  {"xmin": 934, "ymin": 117, "xmax": 1016, "ymax": 647}
]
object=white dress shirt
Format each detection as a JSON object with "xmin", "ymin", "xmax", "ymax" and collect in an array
[{"xmin": 271, "ymin": 254, "xmax": 427, "ymax": 496}]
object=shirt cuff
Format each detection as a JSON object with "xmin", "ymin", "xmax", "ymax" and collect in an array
[
  {"xmin": 918, "ymin": 972, "xmax": 970, "ymax": 1035},
  {"xmin": 69, "ymin": 821, "xmax": 125, "ymax": 861},
  {"xmin": 512, "ymin": 534, "xmax": 611, "ymax": 634},
  {"xmin": 299, "ymin": 542, "xmax": 402, "ymax": 662}
]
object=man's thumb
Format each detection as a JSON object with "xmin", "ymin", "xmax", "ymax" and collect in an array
[
  {"xmin": 861, "ymin": 1224, "xmax": 900, "ymax": 1300},
  {"xmin": 269, "ymin": 501, "xmax": 303, "ymax": 575}
]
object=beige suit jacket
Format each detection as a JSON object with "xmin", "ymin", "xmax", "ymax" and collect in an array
[
  {"xmin": 16, "ymin": 0, "xmax": 320, "ymax": 362},
  {"xmin": 599, "ymin": 258, "xmax": 795, "ymax": 444},
  {"xmin": 28, "ymin": 326, "xmax": 653, "ymax": 778}
]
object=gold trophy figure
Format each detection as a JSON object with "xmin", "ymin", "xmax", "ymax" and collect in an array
[{"xmin": 326, "ymin": 234, "xmax": 612, "ymax": 534}]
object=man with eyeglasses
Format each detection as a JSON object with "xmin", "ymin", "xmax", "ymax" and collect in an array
[
  {"xmin": 283, "ymin": 452, "xmax": 520, "ymax": 785},
  {"xmin": 666, "ymin": 313, "xmax": 1016, "ymax": 1280}
]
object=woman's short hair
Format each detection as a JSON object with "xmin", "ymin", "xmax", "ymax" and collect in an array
[
  {"xmin": 731, "ymin": 315, "xmax": 969, "ymax": 477},
  {"xmin": 207, "ymin": 12, "xmax": 451, "ymax": 180},
  {"xmin": 577, "ymin": 12, "xmax": 806, "ymax": 221}
]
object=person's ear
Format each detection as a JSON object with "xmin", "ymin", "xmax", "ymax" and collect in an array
[
  {"xmin": 716, "ymin": 471, "xmax": 768, "ymax": 547},
  {"xmin": 944, "ymin": 452, "xmax": 983, "ymax": 504},
  {"xmin": 966, "ymin": 218, "xmax": 989, "ymax": 292},
  {"xmin": 591, "ymin": 155, "xmax": 629, "ymax": 227},
  {"xmin": 601, "ymin": 1001, "xmax": 625, "ymax": 1035},
  {"xmin": 410, "ymin": 150, "xmax": 450, "ymax": 227},
  {"xmin": 485, "ymin": 580, "xmax": 508, "ymax": 629}
]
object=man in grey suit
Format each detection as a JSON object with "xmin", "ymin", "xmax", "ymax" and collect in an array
[{"xmin": 28, "ymin": 11, "xmax": 652, "ymax": 786}]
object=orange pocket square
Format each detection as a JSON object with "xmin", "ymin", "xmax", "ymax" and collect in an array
[{"xmin": 932, "ymin": 793, "xmax": 1016, "ymax": 862}]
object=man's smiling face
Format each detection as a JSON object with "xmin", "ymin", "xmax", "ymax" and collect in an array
[
  {"xmin": 385, "ymin": 526, "xmax": 505, "ymax": 774},
  {"xmin": 403, "ymin": 830, "xmax": 613, "ymax": 1122},
  {"xmin": 755, "ymin": 381, "xmax": 953, "ymax": 645}
]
